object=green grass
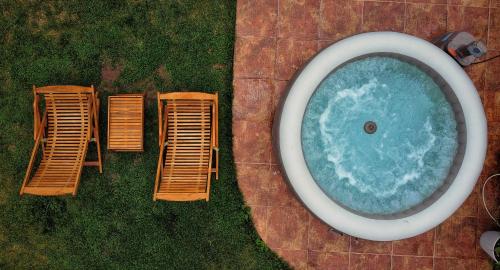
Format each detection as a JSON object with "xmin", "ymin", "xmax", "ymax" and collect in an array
[{"xmin": 0, "ymin": 1, "xmax": 287, "ymax": 269}]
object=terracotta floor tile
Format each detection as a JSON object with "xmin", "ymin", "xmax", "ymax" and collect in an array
[
  {"xmin": 480, "ymin": 139, "xmax": 500, "ymax": 177},
  {"xmin": 483, "ymin": 89, "xmax": 494, "ymax": 121},
  {"xmin": 271, "ymin": 80, "xmax": 289, "ymax": 121},
  {"xmin": 490, "ymin": 8, "xmax": 500, "ymax": 51},
  {"xmin": 307, "ymin": 251, "xmax": 349, "ymax": 270},
  {"xmin": 362, "ymin": 2, "xmax": 405, "ymax": 32},
  {"xmin": 405, "ymin": 3, "xmax": 447, "ymax": 40},
  {"xmin": 232, "ymin": 120, "xmax": 272, "ymax": 164},
  {"xmin": 308, "ymin": 217, "xmax": 350, "ymax": 252},
  {"xmin": 407, "ymin": 0, "xmax": 446, "ymax": 4},
  {"xmin": 268, "ymin": 166, "xmax": 302, "ymax": 208},
  {"xmin": 435, "ymin": 215, "xmax": 477, "ymax": 258},
  {"xmin": 478, "ymin": 169, "xmax": 500, "ymax": 219},
  {"xmin": 484, "ymin": 91, "xmax": 500, "ymax": 122},
  {"xmin": 275, "ymin": 249, "xmax": 308, "ymax": 270},
  {"xmin": 318, "ymin": 40, "xmax": 335, "ymax": 51},
  {"xmin": 447, "ymin": 6, "xmax": 489, "ymax": 42},
  {"xmin": 250, "ymin": 206, "xmax": 269, "ymax": 241},
  {"xmin": 393, "ymin": 229, "xmax": 434, "ymax": 256},
  {"xmin": 476, "ymin": 258, "xmax": 494, "ymax": 269},
  {"xmin": 350, "ymin": 253, "xmax": 391, "ymax": 270},
  {"xmin": 278, "ymin": 0, "xmax": 320, "ymax": 39},
  {"xmin": 236, "ymin": 163, "xmax": 273, "ymax": 206},
  {"xmin": 276, "ymin": 39, "xmax": 318, "ymax": 80},
  {"xmin": 479, "ymin": 89, "xmax": 485, "ymax": 108},
  {"xmin": 234, "ymin": 36, "xmax": 276, "ymax": 79},
  {"xmin": 463, "ymin": 62, "xmax": 486, "ymax": 94},
  {"xmin": 236, "ymin": 0, "xmax": 277, "ymax": 37},
  {"xmin": 270, "ymin": 142, "xmax": 280, "ymax": 166},
  {"xmin": 270, "ymin": 80, "xmax": 289, "ymax": 164},
  {"xmin": 266, "ymin": 206, "xmax": 310, "ymax": 250},
  {"xmin": 271, "ymin": 80, "xmax": 289, "ymax": 102},
  {"xmin": 456, "ymin": 188, "xmax": 479, "ymax": 217},
  {"xmin": 489, "ymin": 122, "xmax": 500, "ymax": 141},
  {"xmin": 448, "ymin": 0, "xmax": 490, "ymax": 7},
  {"xmin": 485, "ymin": 50, "xmax": 500, "ymax": 91},
  {"xmin": 233, "ymin": 1, "xmax": 500, "ymax": 269},
  {"xmin": 491, "ymin": 92, "xmax": 500, "ymax": 122},
  {"xmin": 233, "ymin": 79, "xmax": 273, "ymax": 122},
  {"xmin": 351, "ymin": 238, "xmax": 392, "ymax": 254},
  {"xmin": 319, "ymin": 0, "xmax": 362, "ymax": 41},
  {"xmin": 392, "ymin": 256, "xmax": 433, "ymax": 270},
  {"xmin": 434, "ymin": 257, "xmax": 476, "ymax": 270},
  {"xmin": 361, "ymin": 0, "xmax": 405, "ymax": 2}
]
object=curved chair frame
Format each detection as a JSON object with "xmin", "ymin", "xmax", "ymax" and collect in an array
[
  {"xmin": 20, "ymin": 85, "xmax": 102, "ymax": 196},
  {"xmin": 154, "ymin": 92, "xmax": 219, "ymax": 201}
]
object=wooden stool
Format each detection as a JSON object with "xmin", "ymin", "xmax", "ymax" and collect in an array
[{"xmin": 107, "ymin": 94, "xmax": 144, "ymax": 152}]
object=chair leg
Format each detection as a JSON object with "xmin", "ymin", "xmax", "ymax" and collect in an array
[
  {"xmin": 95, "ymin": 131, "xmax": 103, "ymax": 173},
  {"xmin": 215, "ymin": 150, "xmax": 219, "ymax": 180},
  {"xmin": 95, "ymin": 99, "xmax": 103, "ymax": 174}
]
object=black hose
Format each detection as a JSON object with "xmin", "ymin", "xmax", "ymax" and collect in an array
[{"xmin": 471, "ymin": 53, "xmax": 500, "ymax": 65}]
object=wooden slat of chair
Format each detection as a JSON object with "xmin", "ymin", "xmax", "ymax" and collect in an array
[
  {"xmin": 107, "ymin": 94, "xmax": 144, "ymax": 152},
  {"xmin": 154, "ymin": 92, "xmax": 218, "ymax": 201},
  {"xmin": 20, "ymin": 85, "xmax": 103, "ymax": 196}
]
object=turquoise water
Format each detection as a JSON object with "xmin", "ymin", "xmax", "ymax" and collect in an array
[{"xmin": 301, "ymin": 56, "xmax": 458, "ymax": 215}]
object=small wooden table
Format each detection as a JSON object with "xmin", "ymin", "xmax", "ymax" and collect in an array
[{"xmin": 107, "ymin": 94, "xmax": 144, "ymax": 152}]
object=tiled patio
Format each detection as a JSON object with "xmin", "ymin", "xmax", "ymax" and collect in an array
[{"xmin": 232, "ymin": 0, "xmax": 500, "ymax": 269}]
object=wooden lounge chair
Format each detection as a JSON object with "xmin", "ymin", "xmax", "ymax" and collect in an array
[
  {"xmin": 154, "ymin": 92, "xmax": 219, "ymax": 201},
  {"xmin": 20, "ymin": 85, "xmax": 103, "ymax": 196}
]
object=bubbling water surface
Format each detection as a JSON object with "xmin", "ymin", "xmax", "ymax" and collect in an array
[{"xmin": 301, "ymin": 56, "xmax": 458, "ymax": 215}]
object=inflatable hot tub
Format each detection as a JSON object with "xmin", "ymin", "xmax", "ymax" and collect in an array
[{"xmin": 273, "ymin": 32, "xmax": 487, "ymax": 241}]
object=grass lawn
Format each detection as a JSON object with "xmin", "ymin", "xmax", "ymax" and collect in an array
[{"xmin": 0, "ymin": 1, "xmax": 287, "ymax": 268}]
